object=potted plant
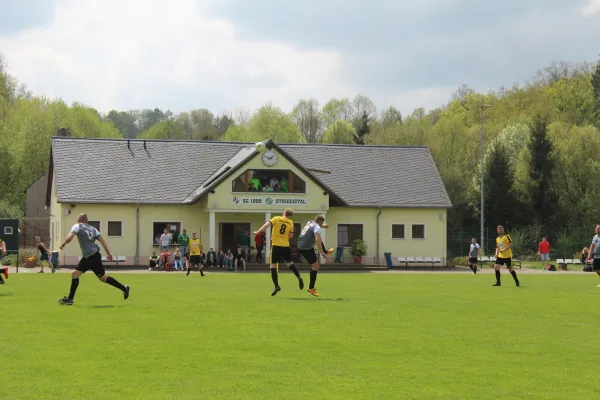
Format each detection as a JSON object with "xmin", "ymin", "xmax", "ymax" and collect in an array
[{"xmin": 350, "ymin": 239, "xmax": 367, "ymax": 264}]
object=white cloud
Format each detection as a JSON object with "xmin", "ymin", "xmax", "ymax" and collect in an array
[
  {"xmin": 0, "ymin": 0, "xmax": 343, "ymax": 114},
  {"xmin": 581, "ymin": 0, "xmax": 600, "ymax": 16}
]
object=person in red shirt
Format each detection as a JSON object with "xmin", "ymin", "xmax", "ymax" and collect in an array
[
  {"xmin": 255, "ymin": 232, "xmax": 266, "ymax": 263},
  {"xmin": 538, "ymin": 237, "xmax": 551, "ymax": 262}
]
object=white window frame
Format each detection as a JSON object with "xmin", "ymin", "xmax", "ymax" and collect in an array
[
  {"xmin": 411, "ymin": 224, "xmax": 426, "ymax": 240},
  {"xmin": 390, "ymin": 224, "xmax": 406, "ymax": 240},
  {"xmin": 4, "ymin": 226, "xmax": 13, "ymax": 235},
  {"xmin": 107, "ymin": 221, "xmax": 124, "ymax": 238},
  {"xmin": 152, "ymin": 221, "xmax": 183, "ymax": 247},
  {"xmin": 335, "ymin": 223, "xmax": 364, "ymax": 248}
]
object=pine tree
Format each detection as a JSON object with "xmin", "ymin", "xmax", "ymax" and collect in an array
[
  {"xmin": 527, "ymin": 115, "xmax": 558, "ymax": 226},
  {"xmin": 592, "ymin": 60, "xmax": 600, "ymax": 128},
  {"xmin": 484, "ymin": 144, "xmax": 520, "ymax": 228},
  {"xmin": 354, "ymin": 111, "xmax": 370, "ymax": 145}
]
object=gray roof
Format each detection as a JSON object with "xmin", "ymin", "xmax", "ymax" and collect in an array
[{"xmin": 48, "ymin": 137, "xmax": 452, "ymax": 208}]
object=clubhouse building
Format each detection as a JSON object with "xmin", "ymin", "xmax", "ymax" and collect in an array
[{"xmin": 45, "ymin": 137, "xmax": 452, "ymax": 266}]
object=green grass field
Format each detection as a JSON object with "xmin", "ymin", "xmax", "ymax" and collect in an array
[{"xmin": 2, "ymin": 271, "xmax": 600, "ymax": 400}]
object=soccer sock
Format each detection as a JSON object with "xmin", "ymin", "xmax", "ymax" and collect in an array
[
  {"xmin": 68, "ymin": 278, "xmax": 80, "ymax": 300},
  {"xmin": 288, "ymin": 264, "xmax": 301, "ymax": 279},
  {"xmin": 468, "ymin": 265, "xmax": 474, "ymax": 272},
  {"xmin": 473, "ymin": 265, "xmax": 477, "ymax": 273},
  {"xmin": 495, "ymin": 270, "xmax": 501, "ymax": 284},
  {"xmin": 0, "ymin": 275, "xmax": 4, "ymax": 283},
  {"xmin": 309, "ymin": 269, "xmax": 318, "ymax": 289},
  {"xmin": 105, "ymin": 276, "xmax": 127, "ymax": 292},
  {"xmin": 510, "ymin": 270, "xmax": 519, "ymax": 282},
  {"xmin": 271, "ymin": 268, "xmax": 279, "ymax": 287}
]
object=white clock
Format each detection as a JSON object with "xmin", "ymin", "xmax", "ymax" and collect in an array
[{"xmin": 262, "ymin": 149, "xmax": 278, "ymax": 166}]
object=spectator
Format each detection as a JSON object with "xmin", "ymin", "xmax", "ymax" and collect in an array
[
  {"xmin": 206, "ymin": 248, "xmax": 217, "ymax": 268},
  {"xmin": 582, "ymin": 247, "xmax": 590, "ymax": 264},
  {"xmin": 234, "ymin": 245, "xmax": 246, "ymax": 271},
  {"xmin": 538, "ymin": 237, "xmax": 551, "ymax": 261},
  {"xmin": 225, "ymin": 249, "xmax": 234, "ymax": 270},
  {"xmin": 262, "ymin": 184, "xmax": 273, "ymax": 192},
  {"xmin": 280, "ymin": 176, "xmax": 289, "ymax": 192},
  {"xmin": 177, "ymin": 229, "xmax": 190, "ymax": 257},
  {"xmin": 255, "ymin": 231, "xmax": 265, "ymax": 263},
  {"xmin": 217, "ymin": 249, "xmax": 226, "ymax": 268},
  {"xmin": 239, "ymin": 230, "xmax": 251, "ymax": 260},
  {"xmin": 149, "ymin": 251, "xmax": 159, "ymax": 271},
  {"xmin": 160, "ymin": 248, "xmax": 171, "ymax": 270},
  {"xmin": 160, "ymin": 228, "xmax": 170, "ymax": 251},
  {"xmin": 173, "ymin": 248, "xmax": 183, "ymax": 271}
]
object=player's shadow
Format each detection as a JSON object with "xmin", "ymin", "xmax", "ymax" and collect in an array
[
  {"xmin": 0, "ymin": 292, "xmax": 13, "ymax": 296},
  {"xmin": 278, "ymin": 297, "xmax": 346, "ymax": 302},
  {"xmin": 86, "ymin": 304, "xmax": 126, "ymax": 309}
]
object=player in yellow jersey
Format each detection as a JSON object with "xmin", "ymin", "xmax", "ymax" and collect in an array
[
  {"xmin": 492, "ymin": 225, "xmax": 520, "ymax": 287},
  {"xmin": 254, "ymin": 208, "xmax": 304, "ymax": 296},
  {"xmin": 186, "ymin": 231, "xmax": 205, "ymax": 277}
]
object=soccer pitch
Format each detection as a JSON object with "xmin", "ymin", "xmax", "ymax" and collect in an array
[{"xmin": 2, "ymin": 271, "xmax": 598, "ymax": 400}]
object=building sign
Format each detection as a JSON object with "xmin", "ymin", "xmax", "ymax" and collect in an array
[{"xmin": 231, "ymin": 196, "xmax": 308, "ymax": 206}]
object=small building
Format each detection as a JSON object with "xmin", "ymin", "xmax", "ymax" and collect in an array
[{"xmin": 45, "ymin": 137, "xmax": 452, "ymax": 266}]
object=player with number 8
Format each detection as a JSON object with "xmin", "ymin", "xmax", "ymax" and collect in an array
[{"xmin": 253, "ymin": 208, "xmax": 303, "ymax": 296}]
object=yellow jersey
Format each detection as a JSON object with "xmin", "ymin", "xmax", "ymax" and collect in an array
[
  {"xmin": 189, "ymin": 238, "xmax": 202, "ymax": 256},
  {"xmin": 496, "ymin": 234, "xmax": 513, "ymax": 258},
  {"xmin": 270, "ymin": 216, "xmax": 294, "ymax": 247}
]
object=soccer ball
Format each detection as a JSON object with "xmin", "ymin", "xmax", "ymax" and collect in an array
[{"xmin": 255, "ymin": 142, "xmax": 266, "ymax": 153}]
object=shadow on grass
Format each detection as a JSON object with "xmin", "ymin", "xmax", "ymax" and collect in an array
[
  {"xmin": 0, "ymin": 292, "xmax": 13, "ymax": 296},
  {"xmin": 85, "ymin": 304, "xmax": 127, "ymax": 309},
  {"xmin": 277, "ymin": 297, "xmax": 346, "ymax": 302}
]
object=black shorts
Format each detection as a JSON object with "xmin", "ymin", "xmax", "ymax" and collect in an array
[
  {"xmin": 592, "ymin": 259, "xmax": 600, "ymax": 271},
  {"xmin": 495, "ymin": 257, "xmax": 512, "ymax": 268},
  {"xmin": 235, "ymin": 254, "xmax": 245, "ymax": 261},
  {"xmin": 468, "ymin": 257, "xmax": 478, "ymax": 264},
  {"xmin": 189, "ymin": 255, "xmax": 202, "ymax": 265},
  {"xmin": 299, "ymin": 249, "xmax": 318, "ymax": 264},
  {"xmin": 270, "ymin": 245, "xmax": 293, "ymax": 264},
  {"xmin": 76, "ymin": 252, "xmax": 105, "ymax": 277},
  {"xmin": 40, "ymin": 253, "xmax": 49, "ymax": 261}
]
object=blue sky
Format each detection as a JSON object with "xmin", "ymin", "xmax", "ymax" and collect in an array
[{"xmin": 0, "ymin": 0, "xmax": 598, "ymax": 117}]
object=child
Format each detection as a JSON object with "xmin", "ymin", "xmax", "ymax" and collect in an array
[
  {"xmin": 173, "ymin": 248, "xmax": 183, "ymax": 270},
  {"xmin": 148, "ymin": 251, "xmax": 159, "ymax": 271}
]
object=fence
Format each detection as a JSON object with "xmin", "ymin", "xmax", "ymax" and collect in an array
[
  {"xmin": 447, "ymin": 225, "xmax": 598, "ymax": 262},
  {"xmin": 19, "ymin": 217, "xmax": 50, "ymax": 249}
]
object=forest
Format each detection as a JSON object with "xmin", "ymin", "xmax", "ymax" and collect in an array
[{"xmin": 1, "ymin": 53, "xmax": 599, "ymax": 258}]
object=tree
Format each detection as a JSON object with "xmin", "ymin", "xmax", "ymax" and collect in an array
[
  {"xmin": 592, "ymin": 60, "xmax": 600, "ymax": 128},
  {"xmin": 138, "ymin": 120, "xmax": 185, "ymax": 140},
  {"xmin": 291, "ymin": 98, "xmax": 323, "ymax": 143},
  {"xmin": 354, "ymin": 111, "xmax": 370, "ymax": 145},
  {"xmin": 321, "ymin": 98, "xmax": 352, "ymax": 127},
  {"xmin": 105, "ymin": 110, "xmax": 137, "ymax": 138},
  {"xmin": 483, "ymin": 144, "xmax": 521, "ymax": 228},
  {"xmin": 526, "ymin": 115, "xmax": 558, "ymax": 226},
  {"xmin": 380, "ymin": 106, "xmax": 402, "ymax": 126},
  {"xmin": 321, "ymin": 120, "xmax": 356, "ymax": 144},
  {"xmin": 213, "ymin": 113, "xmax": 234, "ymax": 137},
  {"xmin": 351, "ymin": 94, "xmax": 376, "ymax": 131},
  {"xmin": 221, "ymin": 105, "xmax": 304, "ymax": 143}
]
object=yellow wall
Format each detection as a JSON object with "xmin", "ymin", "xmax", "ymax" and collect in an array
[
  {"xmin": 326, "ymin": 207, "xmax": 447, "ymax": 264},
  {"xmin": 48, "ymin": 174, "xmax": 62, "ymax": 253},
  {"xmin": 207, "ymin": 148, "xmax": 329, "ymax": 213}
]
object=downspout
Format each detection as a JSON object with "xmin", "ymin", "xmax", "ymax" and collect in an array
[
  {"xmin": 135, "ymin": 203, "xmax": 140, "ymax": 266},
  {"xmin": 376, "ymin": 206, "xmax": 383, "ymax": 265}
]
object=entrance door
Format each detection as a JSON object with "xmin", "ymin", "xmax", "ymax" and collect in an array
[{"xmin": 219, "ymin": 222, "xmax": 251, "ymax": 253}]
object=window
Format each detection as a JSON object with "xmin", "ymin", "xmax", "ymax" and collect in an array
[
  {"xmin": 232, "ymin": 169, "xmax": 306, "ymax": 193},
  {"xmin": 152, "ymin": 222, "xmax": 181, "ymax": 246},
  {"xmin": 107, "ymin": 221, "xmax": 123, "ymax": 237},
  {"xmin": 337, "ymin": 224, "xmax": 363, "ymax": 247},
  {"xmin": 4, "ymin": 226, "xmax": 13, "ymax": 235},
  {"xmin": 412, "ymin": 224, "xmax": 425, "ymax": 239},
  {"xmin": 88, "ymin": 221, "xmax": 101, "ymax": 231},
  {"xmin": 391, "ymin": 224, "xmax": 405, "ymax": 239}
]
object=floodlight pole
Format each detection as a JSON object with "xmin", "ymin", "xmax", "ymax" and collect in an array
[{"xmin": 480, "ymin": 104, "xmax": 490, "ymax": 254}]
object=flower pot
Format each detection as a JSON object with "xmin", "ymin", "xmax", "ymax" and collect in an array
[{"xmin": 353, "ymin": 256, "xmax": 362, "ymax": 264}]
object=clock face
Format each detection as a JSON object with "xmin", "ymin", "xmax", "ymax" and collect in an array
[{"xmin": 262, "ymin": 150, "xmax": 278, "ymax": 166}]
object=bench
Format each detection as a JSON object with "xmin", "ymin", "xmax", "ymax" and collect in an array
[
  {"xmin": 556, "ymin": 258, "xmax": 580, "ymax": 271},
  {"xmin": 396, "ymin": 256, "xmax": 443, "ymax": 269},
  {"xmin": 479, "ymin": 256, "xmax": 522, "ymax": 269},
  {"xmin": 102, "ymin": 256, "xmax": 126, "ymax": 266}
]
